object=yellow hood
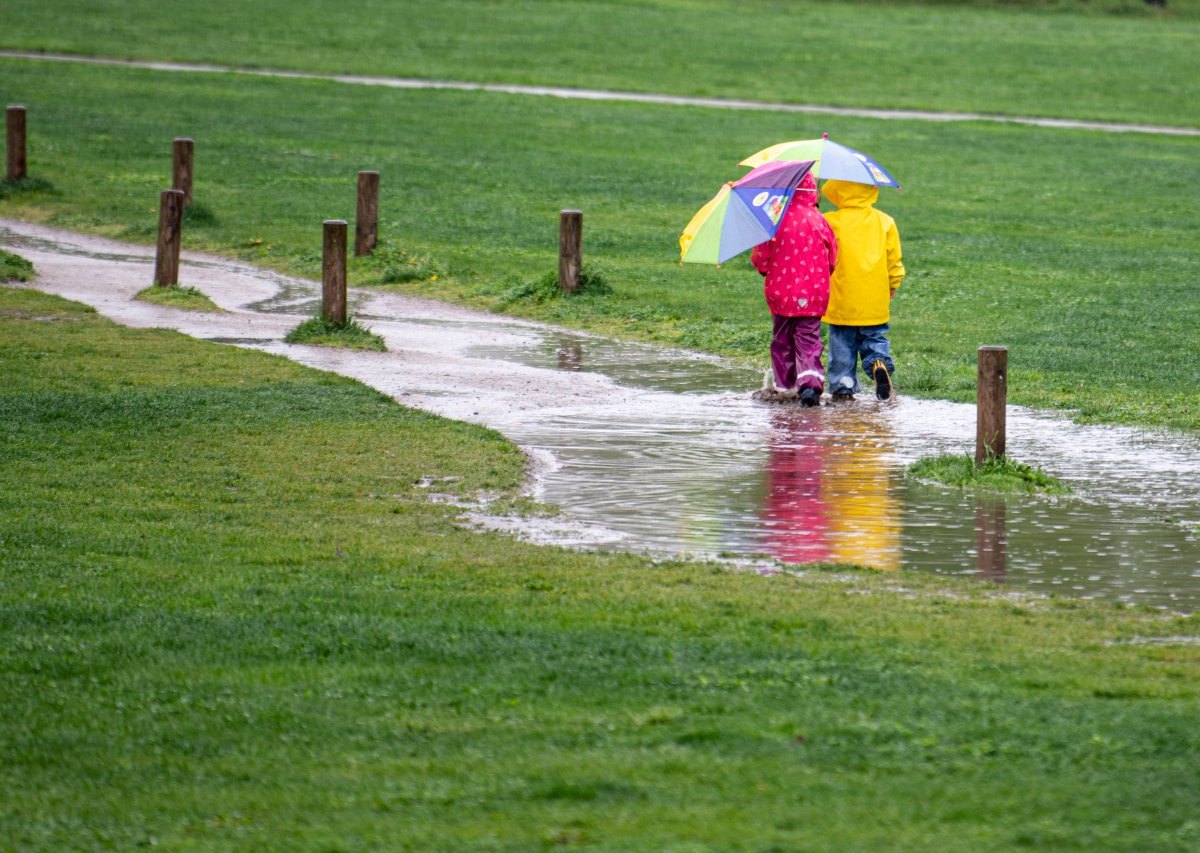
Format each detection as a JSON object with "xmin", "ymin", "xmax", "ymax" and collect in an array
[{"xmin": 821, "ymin": 179, "xmax": 878, "ymax": 210}]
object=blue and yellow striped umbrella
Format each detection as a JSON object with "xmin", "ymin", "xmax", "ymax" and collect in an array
[{"xmin": 739, "ymin": 134, "xmax": 900, "ymax": 189}]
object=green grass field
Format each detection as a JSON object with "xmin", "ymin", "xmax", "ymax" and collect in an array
[
  {"xmin": 4, "ymin": 2, "xmax": 1200, "ymax": 848},
  {"xmin": 2, "ymin": 286, "xmax": 1198, "ymax": 850}
]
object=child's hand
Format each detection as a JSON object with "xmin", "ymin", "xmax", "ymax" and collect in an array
[{"xmin": 889, "ymin": 289, "xmax": 896, "ymax": 300}]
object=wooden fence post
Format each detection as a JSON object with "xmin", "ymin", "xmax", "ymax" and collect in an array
[
  {"xmin": 172, "ymin": 137, "xmax": 194, "ymax": 206},
  {"xmin": 558, "ymin": 209, "xmax": 582, "ymax": 293},
  {"xmin": 322, "ymin": 219, "xmax": 348, "ymax": 325},
  {"xmin": 154, "ymin": 189, "xmax": 185, "ymax": 286},
  {"xmin": 355, "ymin": 170, "xmax": 380, "ymax": 256},
  {"xmin": 6, "ymin": 105, "xmax": 27, "ymax": 182},
  {"xmin": 975, "ymin": 346, "xmax": 1008, "ymax": 463}
]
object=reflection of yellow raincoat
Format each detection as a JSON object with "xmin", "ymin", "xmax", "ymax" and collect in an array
[
  {"xmin": 822, "ymin": 411, "xmax": 900, "ymax": 571},
  {"xmin": 757, "ymin": 408, "xmax": 901, "ymax": 571},
  {"xmin": 820, "ymin": 180, "xmax": 905, "ymax": 327}
]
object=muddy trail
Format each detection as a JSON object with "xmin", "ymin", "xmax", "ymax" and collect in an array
[{"xmin": 4, "ymin": 219, "xmax": 1200, "ymax": 611}]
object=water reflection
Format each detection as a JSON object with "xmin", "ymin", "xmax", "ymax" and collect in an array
[
  {"xmin": 556, "ymin": 340, "xmax": 583, "ymax": 371},
  {"xmin": 760, "ymin": 409, "xmax": 830, "ymax": 564},
  {"xmin": 975, "ymin": 500, "xmax": 1007, "ymax": 583},
  {"xmin": 759, "ymin": 407, "xmax": 900, "ymax": 570},
  {"xmin": 468, "ymin": 333, "xmax": 758, "ymax": 395},
  {"xmin": 823, "ymin": 407, "xmax": 901, "ymax": 571}
]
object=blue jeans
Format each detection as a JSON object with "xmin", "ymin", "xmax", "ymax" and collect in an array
[{"xmin": 827, "ymin": 323, "xmax": 893, "ymax": 395}]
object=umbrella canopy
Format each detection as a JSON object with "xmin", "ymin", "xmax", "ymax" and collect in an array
[
  {"xmin": 679, "ymin": 159, "xmax": 815, "ymax": 265},
  {"xmin": 739, "ymin": 135, "xmax": 899, "ymax": 189}
]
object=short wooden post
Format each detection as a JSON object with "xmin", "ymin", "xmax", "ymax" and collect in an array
[
  {"xmin": 355, "ymin": 170, "xmax": 380, "ymax": 256},
  {"xmin": 6, "ymin": 105, "xmax": 27, "ymax": 182},
  {"xmin": 975, "ymin": 346, "xmax": 1008, "ymax": 463},
  {"xmin": 153, "ymin": 189, "xmax": 185, "ymax": 286},
  {"xmin": 558, "ymin": 209, "xmax": 582, "ymax": 293},
  {"xmin": 172, "ymin": 137, "xmax": 194, "ymax": 206},
  {"xmin": 322, "ymin": 219, "xmax": 348, "ymax": 325}
]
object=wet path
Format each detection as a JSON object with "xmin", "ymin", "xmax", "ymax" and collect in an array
[{"xmin": 5, "ymin": 220, "xmax": 1200, "ymax": 611}]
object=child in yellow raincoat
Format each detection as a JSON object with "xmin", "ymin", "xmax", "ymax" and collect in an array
[{"xmin": 820, "ymin": 180, "xmax": 906, "ymax": 400}]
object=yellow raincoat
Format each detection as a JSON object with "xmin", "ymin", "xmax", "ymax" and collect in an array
[{"xmin": 820, "ymin": 180, "xmax": 905, "ymax": 327}]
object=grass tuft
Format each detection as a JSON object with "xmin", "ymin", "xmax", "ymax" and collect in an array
[
  {"xmin": 1, "ymin": 249, "xmax": 35, "ymax": 282},
  {"xmin": 907, "ymin": 453, "xmax": 1071, "ymax": 495},
  {"xmin": 0, "ymin": 176, "xmax": 57, "ymax": 200},
  {"xmin": 181, "ymin": 201, "xmax": 218, "ymax": 227},
  {"xmin": 133, "ymin": 284, "xmax": 223, "ymax": 312},
  {"xmin": 356, "ymin": 244, "xmax": 445, "ymax": 285},
  {"xmin": 494, "ymin": 264, "xmax": 613, "ymax": 310},
  {"xmin": 284, "ymin": 315, "xmax": 386, "ymax": 350}
]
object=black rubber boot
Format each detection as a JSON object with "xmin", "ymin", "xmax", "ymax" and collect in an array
[{"xmin": 873, "ymin": 362, "xmax": 893, "ymax": 401}]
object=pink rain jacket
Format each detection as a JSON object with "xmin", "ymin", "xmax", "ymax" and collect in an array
[{"xmin": 751, "ymin": 173, "xmax": 838, "ymax": 317}]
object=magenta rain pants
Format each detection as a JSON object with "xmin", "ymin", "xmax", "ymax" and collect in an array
[{"xmin": 771, "ymin": 314, "xmax": 825, "ymax": 393}]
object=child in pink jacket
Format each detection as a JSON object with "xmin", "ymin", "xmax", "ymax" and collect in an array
[{"xmin": 751, "ymin": 172, "xmax": 839, "ymax": 407}]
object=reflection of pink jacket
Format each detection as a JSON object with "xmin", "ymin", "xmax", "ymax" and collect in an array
[
  {"xmin": 761, "ymin": 411, "xmax": 829, "ymax": 564},
  {"xmin": 751, "ymin": 173, "xmax": 838, "ymax": 317}
]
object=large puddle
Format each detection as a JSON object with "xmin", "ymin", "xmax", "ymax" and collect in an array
[
  {"xmin": 5, "ymin": 222, "xmax": 1200, "ymax": 612},
  {"xmin": 470, "ymin": 333, "xmax": 1200, "ymax": 612}
]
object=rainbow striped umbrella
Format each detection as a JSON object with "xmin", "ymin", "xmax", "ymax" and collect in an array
[{"xmin": 679, "ymin": 159, "xmax": 814, "ymax": 265}]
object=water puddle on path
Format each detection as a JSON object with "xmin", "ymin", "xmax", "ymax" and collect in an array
[
  {"xmin": 470, "ymin": 333, "xmax": 1200, "ymax": 612},
  {"xmin": 5, "ymin": 221, "xmax": 1199, "ymax": 612}
]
